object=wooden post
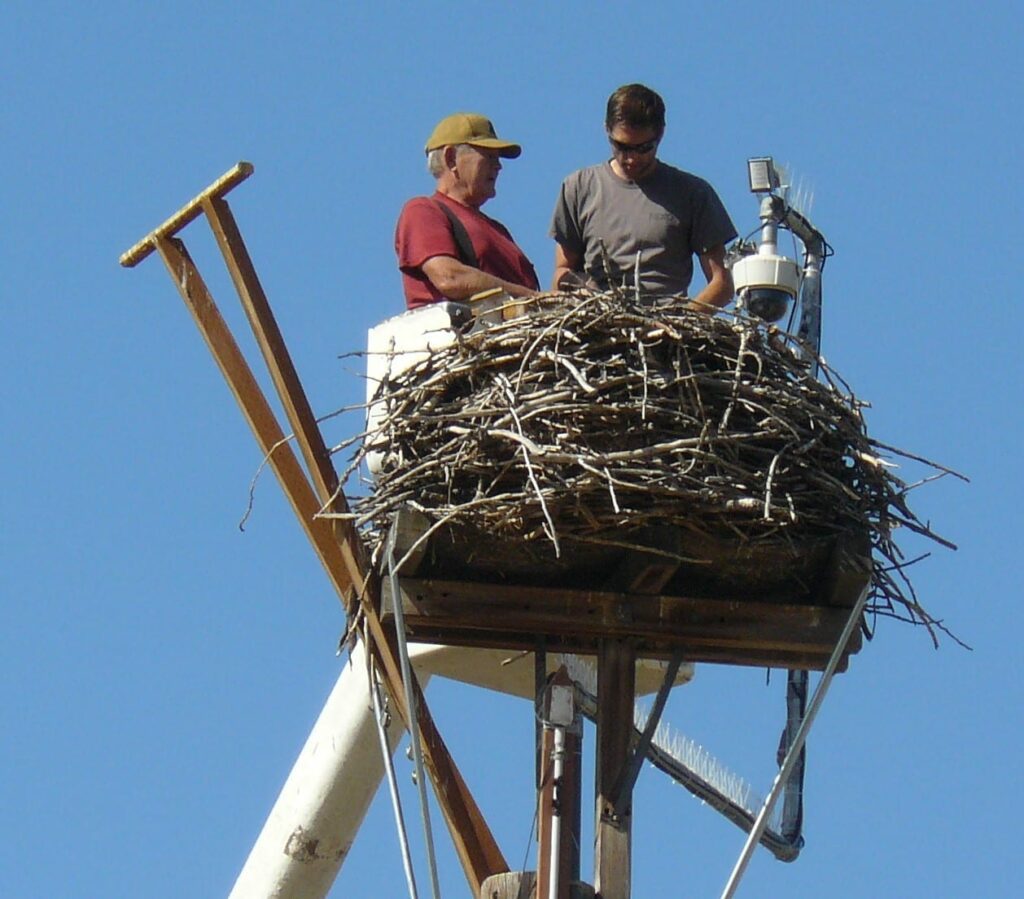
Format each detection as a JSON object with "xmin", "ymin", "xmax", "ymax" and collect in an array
[
  {"xmin": 594, "ymin": 639, "xmax": 635, "ymax": 899},
  {"xmin": 152, "ymin": 236, "xmax": 352, "ymax": 601},
  {"xmin": 479, "ymin": 871, "xmax": 535, "ymax": 899}
]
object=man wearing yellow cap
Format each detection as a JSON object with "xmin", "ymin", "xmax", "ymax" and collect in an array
[{"xmin": 395, "ymin": 113, "xmax": 539, "ymax": 309}]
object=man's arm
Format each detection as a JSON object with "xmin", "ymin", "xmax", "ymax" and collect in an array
[
  {"xmin": 552, "ymin": 243, "xmax": 586, "ymax": 291},
  {"xmin": 421, "ymin": 255, "xmax": 537, "ymax": 300},
  {"xmin": 687, "ymin": 244, "xmax": 734, "ymax": 312}
]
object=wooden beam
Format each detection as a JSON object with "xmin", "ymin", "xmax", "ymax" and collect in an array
[
  {"xmin": 819, "ymin": 531, "xmax": 873, "ymax": 608},
  {"xmin": 380, "ymin": 631, "xmax": 845, "ymax": 672},
  {"xmin": 563, "ymin": 727, "xmax": 583, "ymax": 894},
  {"xmin": 594, "ymin": 639, "xmax": 635, "ymax": 899},
  {"xmin": 120, "ymin": 162, "xmax": 254, "ymax": 268},
  {"xmin": 200, "ymin": 194, "xmax": 372, "ymax": 611},
  {"xmin": 382, "ymin": 577, "xmax": 858, "ymax": 664},
  {"xmin": 388, "ymin": 506, "xmax": 433, "ymax": 576},
  {"xmin": 611, "ymin": 527, "xmax": 684, "ymax": 595},
  {"xmin": 480, "ymin": 872, "xmax": 536, "ymax": 898},
  {"xmin": 373, "ymin": 616, "xmax": 509, "ymax": 890},
  {"xmin": 611, "ymin": 653, "xmax": 682, "ymax": 821},
  {"xmin": 152, "ymin": 236, "xmax": 353, "ymax": 603},
  {"xmin": 201, "ymin": 195, "xmax": 340, "ymax": 505}
]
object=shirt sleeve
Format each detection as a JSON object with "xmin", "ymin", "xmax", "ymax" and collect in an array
[
  {"xmin": 549, "ymin": 174, "xmax": 585, "ymax": 255},
  {"xmin": 690, "ymin": 181, "xmax": 738, "ymax": 254},
  {"xmin": 395, "ymin": 197, "xmax": 459, "ymax": 272}
]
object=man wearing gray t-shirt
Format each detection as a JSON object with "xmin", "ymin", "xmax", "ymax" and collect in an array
[{"xmin": 550, "ymin": 84, "xmax": 737, "ymax": 311}]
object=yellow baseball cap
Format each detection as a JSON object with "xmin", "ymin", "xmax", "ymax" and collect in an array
[{"xmin": 424, "ymin": 113, "xmax": 522, "ymax": 158}]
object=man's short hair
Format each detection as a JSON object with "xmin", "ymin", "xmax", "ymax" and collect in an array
[
  {"xmin": 605, "ymin": 83, "xmax": 666, "ymax": 134},
  {"xmin": 427, "ymin": 147, "xmax": 447, "ymax": 178},
  {"xmin": 426, "ymin": 144, "xmax": 474, "ymax": 178}
]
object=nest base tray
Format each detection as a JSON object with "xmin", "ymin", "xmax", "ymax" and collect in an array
[{"xmin": 379, "ymin": 511, "xmax": 871, "ymax": 671}]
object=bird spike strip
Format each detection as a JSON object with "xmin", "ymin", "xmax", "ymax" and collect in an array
[{"xmin": 338, "ymin": 291, "xmax": 963, "ymax": 646}]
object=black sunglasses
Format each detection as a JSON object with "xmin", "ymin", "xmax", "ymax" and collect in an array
[{"xmin": 608, "ymin": 136, "xmax": 659, "ymax": 155}]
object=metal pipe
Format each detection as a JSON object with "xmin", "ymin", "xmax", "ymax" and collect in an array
[
  {"xmin": 796, "ymin": 252, "xmax": 823, "ymax": 364},
  {"xmin": 758, "ymin": 196, "xmax": 780, "ymax": 255},
  {"xmin": 371, "ymin": 667, "xmax": 420, "ymax": 899},
  {"xmin": 388, "ymin": 548, "xmax": 443, "ymax": 899},
  {"xmin": 719, "ymin": 585, "xmax": 870, "ymax": 899},
  {"xmin": 548, "ymin": 726, "xmax": 566, "ymax": 899}
]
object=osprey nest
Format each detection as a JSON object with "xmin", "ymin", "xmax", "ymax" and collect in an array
[{"xmin": 338, "ymin": 291, "xmax": 961, "ymax": 643}]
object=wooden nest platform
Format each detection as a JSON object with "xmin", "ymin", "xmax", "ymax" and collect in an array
[{"xmin": 335, "ymin": 292, "xmax": 958, "ymax": 668}]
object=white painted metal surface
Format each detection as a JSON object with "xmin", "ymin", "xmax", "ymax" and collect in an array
[
  {"xmin": 228, "ymin": 639, "xmax": 438, "ymax": 899},
  {"xmin": 731, "ymin": 251, "xmax": 800, "ymax": 299},
  {"xmin": 363, "ymin": 292, "xmax": 522, "ymax": 474},
  {"xmin": 364, "ymin": 303, "xmax": 464, "ymax": 474}
]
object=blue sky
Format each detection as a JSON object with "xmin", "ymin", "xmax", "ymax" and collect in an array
[{"xmin": 2, "ymin": 2, "xmax": 1020, "ymax": 896}]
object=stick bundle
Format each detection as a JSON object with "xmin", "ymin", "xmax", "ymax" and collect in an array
[{"xmin": 340, "ymin": 291, "xmax": 958, "ymax": 642}]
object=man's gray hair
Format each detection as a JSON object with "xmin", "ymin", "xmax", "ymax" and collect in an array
[{"xmin": 427, "ymin": 144, "xmax": 472, "ymax": 178}]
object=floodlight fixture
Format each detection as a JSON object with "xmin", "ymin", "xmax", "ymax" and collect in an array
[{"xmin": 747, "ymin": 157, "xmax": 780, "ymax": 194}]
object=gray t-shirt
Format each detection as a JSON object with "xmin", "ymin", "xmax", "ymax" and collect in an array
[{"xmin": 550, "ymin": 161, "xmax": 737, "ymax": 296}]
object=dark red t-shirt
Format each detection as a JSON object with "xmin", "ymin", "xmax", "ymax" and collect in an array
[{"xmin": 395, "ymin": 192, "xmax": 539, "ymax": 309}]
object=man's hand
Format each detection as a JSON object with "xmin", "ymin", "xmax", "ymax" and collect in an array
[
  {"xmin": 552, "ymin": 242, "xmax": 586, "ymax": 291},
  {"xmin": 555, "ymin": 269, "xmax": 589, "ymax": 290}
]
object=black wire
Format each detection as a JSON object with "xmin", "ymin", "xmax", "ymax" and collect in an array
[{"xmin": 739, "ymin": 223, "xmax": 764, "ymax": 244}]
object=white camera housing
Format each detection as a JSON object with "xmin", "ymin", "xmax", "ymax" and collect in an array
[{"xmin": 731, "ymin": 253, "xmax": 800, "ymax": 298}]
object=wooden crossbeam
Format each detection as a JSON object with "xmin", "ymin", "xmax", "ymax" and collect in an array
[
  {"xmin": 382, "ymin": 577, "xmax": 861, "ymax": 671},
  {"xmin": 611, "ymin": 527, "xmax": 684, "ymax": 595},
  {"xmin": 120, "ymin": 162, "xmax": 254, "ymax": 268}
]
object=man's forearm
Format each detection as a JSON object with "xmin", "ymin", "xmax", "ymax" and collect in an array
[
  {"xmin": 689, "ymin": 277, "xmax": 733, "ymax": 311},
  {"xmin": 447, "ymin": 269, "xmax": 536, "ymax": 299},
  {"xmin": 689, "ymin": 249, "xmax": 734, "ymax": 312},
  {"xmin": 422, "ymin": 257, "xmax": 536, "ymax": 300}
]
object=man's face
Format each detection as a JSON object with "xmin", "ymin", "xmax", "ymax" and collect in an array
[
  {"xmin": 607, "ymin": 124, "xmax": 661, "ymax": 182},
  {"xmin": 454, "ymin": 145, "xmax": 503, "ymax": 207}
]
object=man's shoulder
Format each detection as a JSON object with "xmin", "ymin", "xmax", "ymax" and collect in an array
[
  {"xmin": 558, "ymin": 164, "xmax": 618, "ymax": 208},
  {"xmin": 653, "ymin": 162, "xmax": 722, "ymax": 196},
  {"xmin": 398, "ymin": 194, "xmax": 461, "ymax": 235},
  {"xmin": 562, "ymin": 162, "xmax": 609, "ymax": 188},
  {"xmin": 653, "ymin": 161, "xmax": 704, "ymax": 185},
  {"xmin": 395, "ymin": 195, "xmax": 453, "ymax": 253},
  {"xmin": 399, "ymin": 194, "xmax": 442, "ymax": 216}
]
